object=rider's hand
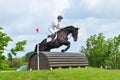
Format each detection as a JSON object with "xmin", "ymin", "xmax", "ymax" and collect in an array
[{"xmin": 56, "ymin": 26, "xmax": 60, "ymax": 29}]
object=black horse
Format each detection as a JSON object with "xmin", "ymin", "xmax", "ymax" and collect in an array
[{"xmin": 34, "ymin": 25, "xmax": 79, "ymax": 52}]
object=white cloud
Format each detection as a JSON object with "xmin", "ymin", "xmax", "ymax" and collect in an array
[
  {"xmin": 1, "ymin": 0, "xmax": 71, "ymax": 57},
  {"xmin": 53, "ymin": 0, "xmax": 70, "ymax": 17},
  {"xmin": 63, "ymin": 0, "xmax": 120, "ymax": 37},
  {"xmin": 82, "ymin": 0, "xmax": 101, "ymax": 9},
  {"xmin": 64, "ymin": 0, "xmax": 120, "ymax": 19}
]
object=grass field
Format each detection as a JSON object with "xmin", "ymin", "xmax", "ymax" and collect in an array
[{"xmin": 0, "ymin": 67, "xmax": 120, "ymax": 80}]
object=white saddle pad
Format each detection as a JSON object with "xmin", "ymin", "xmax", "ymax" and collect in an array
[{"xmin": 46, "ymin": 34, "xmax": 57, "ymax": 42}]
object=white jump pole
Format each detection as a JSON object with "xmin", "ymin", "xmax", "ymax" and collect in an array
[
  {"xmin": 36, "ymin": 27, "xmax": 40, "ymax": 71},
  {"xmin": 37, "ymin": 43, "xmax": 39, "ymax": 70}
]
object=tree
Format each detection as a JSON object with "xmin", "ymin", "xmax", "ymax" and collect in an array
[
  {"xmin": 81, "ymin": 33, "xmax": 107, "ymax": 67},
  {"xmin": 8, "ymin": 57, "xmax": 26, "ymax": 68},
  {"xmin": 106, "ymin": 35, "xmax": 120, "ymax": 69},
  {"xmin": 80, "ymin": 33, "xmax": 120, "ymax": 69},
  {"xmin": 0, "ymin": 27, "xmax": 27, "ymax": 69},
  {"xmin": 0, "ymin": 27, "xmax": 12, "ymax": 69},
  {"xmin": 10, "ymin": 40, "xmax": 27, "ymax": 56},
  {"xmin": 7, "ymin": 40, "xmax": 27, "ymax": 62}
]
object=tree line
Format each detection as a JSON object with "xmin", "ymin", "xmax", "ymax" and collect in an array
[{"xmin": 80, "ymin": 33, "xmax": 120, "ymax": 69}]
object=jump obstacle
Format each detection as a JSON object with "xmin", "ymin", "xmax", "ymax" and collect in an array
[{"xmin": 28, "ymin": 52, "xmax": 88, "ymax": 70}]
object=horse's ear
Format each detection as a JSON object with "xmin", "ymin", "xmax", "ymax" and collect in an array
[{"xmin": 76, "ymin": 27, "xmax": 79, "ymax": 30}]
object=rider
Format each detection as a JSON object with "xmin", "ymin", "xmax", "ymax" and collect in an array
[{"xmin": 48, "ymin": 15, "xmax": 63, "ymax": 42}]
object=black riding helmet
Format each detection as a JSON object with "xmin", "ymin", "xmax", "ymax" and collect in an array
[{"xmin": 57, "ymin": 15, "xmax": 63, "ymax": 19}]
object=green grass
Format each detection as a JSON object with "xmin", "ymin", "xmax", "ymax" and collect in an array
[{"xmin": 0, "ymin": 67, "xmax": 120, "ymax": 80}]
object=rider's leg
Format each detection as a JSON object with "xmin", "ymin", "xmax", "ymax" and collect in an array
[
  {"xmin": 48, "ymin": 27, "xmax": 55, "ymax": 34},
  {"xmin": 48, "ymin": 28, "xmax": 55, "ymax": 42}
]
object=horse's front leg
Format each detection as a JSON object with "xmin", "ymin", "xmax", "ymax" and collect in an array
[{"xmin": 61, "ymin": 41, "xmax": 70, "ymax": 52}]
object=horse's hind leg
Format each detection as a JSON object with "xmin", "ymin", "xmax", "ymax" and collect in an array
[{"xmin": 61, "ymin": 41, "xmax": 70, "ymax": 52}]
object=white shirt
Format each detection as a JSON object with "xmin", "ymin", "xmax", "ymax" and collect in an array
[
  {"xmin": 50, "ymin": 20, "xmax": 61, "ymax": 29},
  {"xmin": 48, "ymin": 20, "xmax": 61, "ymax": 34}
]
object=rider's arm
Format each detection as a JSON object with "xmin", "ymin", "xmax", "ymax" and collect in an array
[
  {"xmin": 56, "ymin": 24, "xmax": 60, "ymax": 29},
  {"xmin": 55, "ymin": 21, "xmax": 61, "ymax": 29}
]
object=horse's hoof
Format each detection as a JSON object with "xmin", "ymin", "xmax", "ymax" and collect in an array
[{"xmin": 61, "ymin": 50, "xmax": 65, "ymax": 52}]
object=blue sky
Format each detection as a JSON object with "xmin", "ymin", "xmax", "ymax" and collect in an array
[{"xmin": 0, "ymin": 0, "xmax": 120, "ymax": 57}]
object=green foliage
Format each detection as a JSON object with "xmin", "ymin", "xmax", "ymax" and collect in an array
[
  {"xmin": 6, "ymin": 40, "xmax": 27, "ymax": 69},
  {"xmin": 0, "ymin": 68, "xmax": 120, "ymax": 80},
  {"xmin": 0, "ymin": 27, "xmax": 27, "ymax": 69},
  {"xmin": 7, "ymin": 40, "xmax": 27, "ymax": 69},
  {"xmin": 5, "ymin": 57, "xmax": 27, "ymax": 69},
  {"xmin": 0, "ymin": 59, "xmax": 8, "ymax": 69},
  {"xmin": 0, "ymin": 27, "xmax": 12, "ymax": 69},
  {"xmin": 9, "ymin": 58, "xmax": 26, "ymax": 68},
  {"xmin": 10, "ymin": 40, "xmax": 27, "ymax": 56},
  {"xmin": 8, "ymin": 53, "xmax": 13, "ymax": 62},
  {"xmin": 80, "ymin": 33, "xmax": 120, "ymax": 69},
  {"xmin": 24, "ymin": 51, "xmax": 34, "ymax": 62},
  {"xmin": 0, "ymin": 28, "xmax": 12, "ymax": 51},
  {"xmin": 103, "ymin": 35, "xmax": 120, "ymax": 69},
  {"xmin": 6, "ymin": 51, "xmax": 33, "ymax": 69}
]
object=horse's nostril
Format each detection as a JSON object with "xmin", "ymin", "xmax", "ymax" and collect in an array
[{"xmin": 74, "ymin": 39, "xmax": 77, "ymax": 41}]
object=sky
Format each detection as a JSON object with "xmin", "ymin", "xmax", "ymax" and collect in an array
[{"xmin": 0, "ymin": 0, "xmax": 120, "ymax": 57}]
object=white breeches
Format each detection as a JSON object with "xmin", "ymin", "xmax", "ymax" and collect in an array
[{"xmin": 48, "ymin": 27, "xmax": 59, "ymax": 34}]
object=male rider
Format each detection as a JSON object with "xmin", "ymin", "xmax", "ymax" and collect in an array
[{"xmin": 48, "ymin": 15, "xmax": 63, "ymax": 42}]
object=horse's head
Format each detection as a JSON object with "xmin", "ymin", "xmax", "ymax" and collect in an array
[
  {"xmin": 59, "ymin": 25, "xmax": 79, "ymax": 41},
  {"xmin": 71, "ymin": 27, "xmax": 79, "ymax": 41}
]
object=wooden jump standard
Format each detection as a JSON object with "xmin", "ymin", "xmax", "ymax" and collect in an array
[{"xmin": 28, "ymin": 52, "xmax": 88, "ymax": 70}]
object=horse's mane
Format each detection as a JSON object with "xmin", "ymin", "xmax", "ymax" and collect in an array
[
  {"xmin": 58, "ymin": 25, "xmax": 75, "ymax": 32},
  {"xmin": 63, "ymin": 25, "xmax": 75, "ymax": 30}
]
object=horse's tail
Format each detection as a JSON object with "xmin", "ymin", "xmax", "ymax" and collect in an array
[
  {"xmin": 34, "ymin": 44, "xmax": 37, "ymax": 52},
  {"xmin": 34, "ymin": 39, "xmax": 47, "ymax": 52}
]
